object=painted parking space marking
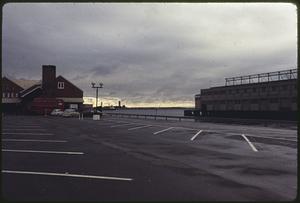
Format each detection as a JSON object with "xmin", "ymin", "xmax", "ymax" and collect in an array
[
  {"xmin": 226, "ymin": 133, "xmax": 297, "ymax": 142},
  {"xmin": 110, "ymin": 123, "xmax": 137, "ymax": 128},
  {"xmin": 2, "ymin": 170, "xmax": 133, "ymax": 181},
  {"xmin": 128, "ymin": 125, "xmax": 152, "ymax": 131},
  {"xmin": 241, "ymin": 134, "xmax": 258, "ymax": 152},
  {"xmin": 2, "ymin": 139, "xmax": 67, "ymax": 143},
  {"xmin": 153, "ymin": 127, "xmax": 174, "ymax": 135},
  {"xmin": 3, "ymin": 125, "xmax": 41, "ymax": 128},
  {"xmin": 105, "ymin": 120, "xmax": 128, "ymax": 123},
  {"xmin": 190, "ymin": 130, "xmax": 203, "ymax": 141},
  {"xmin": 2, "ymin": 149, "xmax": 84, "ymax": 155},
  {"xmin": 3, "ymin": 129, "xmax": 46, "ymax": 131},
  {"xmin": 2, "ymin": 132, "xmax": 54, "ymax": 135}
]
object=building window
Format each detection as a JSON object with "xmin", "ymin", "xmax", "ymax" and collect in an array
[
  {"xmin": 282, "ymin": 85, "xmax": 288, "ymax": 90},
  {"xmin": 251, "ymin": 99, "xmax": 258, "ymax": 104},
  {"xmin": 270, "ymin": 98, "xmax": 278, "ymax": 103},
  {"xmin": 15, "ymin": 93, "xmax": 18, "ymax": 97},
  {"xmin": 3, "ymin": 93, "xmax": 5, "ymax": 98},
  {"xmin": 11, "ymin": 92, "xmax": 14, "ymax": 98},
  {"xmin": 7, "ymin": 92, "xmax": 10, "ymax": 98},
  {"xmin": 292, "ymin": 97, "xmax": 297, "ymax": 103},
  {"xmin": 58, "ymin": 82, "xmax": 64, "ymax": 89},
  {"xmin": 235, "ymin": 100, "xmax": 241, "ymax": 104}
]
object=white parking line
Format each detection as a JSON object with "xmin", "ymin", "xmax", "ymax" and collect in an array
[
  {"xmin": 226, "ymin": 133, "xmax": 297, "ymax": 142},
  {"xmin": 2, "ymin": 149, "xmax": 84, "ymax": 155},
  {"xmin": 153, "ymin": 127, "xmax": 174, "ymax": 135},
  {"xmin": 2, "ymin": 139, "xmax": 67, "ymax": 143},
  {"xmin": 2, "ymin": 133, "xmax": 54, "ymax": 135},
  {"xmin": 241, "ymin": 134, "xmax": 258, "ymax": 152},
  {"xmin": 3, "ymin": 129, "xmax": 46, "ymax": 131},
  {"xmin": 128, "ymin": 125, "xmax": 152, "ymax": 131},
  {"xmin": 105, "ymin": 120, "xmax": 128, "ymax": 123},
  {"xmin": 190, "ymin": 130, "xmax": 203, "ymax": 141},
  {"xmin": 2, "ymin": 170, "xmax": 133, "ymax": 181},
  {"xmin": 110, "ymin": 123, "xmax": 136, "ymax": 128},
  {"xmin": 4, "ymin": 125, "xmax": 41, "ymax": 128}
]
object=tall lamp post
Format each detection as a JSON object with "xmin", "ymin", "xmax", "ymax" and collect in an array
[{"xmin": 91, "ymin": 82, "xmax": 103, "ymax": 108}]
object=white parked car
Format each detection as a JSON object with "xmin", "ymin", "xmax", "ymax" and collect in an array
[
  {"xmin": 62, "ymin": 109, "xmax": 80, "ymax": 117},
  {"xmin": 50, "ymin": 109, "xmax": 64, "ymax": 116}
]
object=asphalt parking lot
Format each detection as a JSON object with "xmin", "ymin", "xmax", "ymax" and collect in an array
[{"xmin": 1, "ymin": 115, "xmax": 297, "ymax": 201}]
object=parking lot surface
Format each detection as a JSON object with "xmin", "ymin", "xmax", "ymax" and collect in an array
[{"xmin": 1, "ymin": 115, "xmax": 297, "ymax": 201}]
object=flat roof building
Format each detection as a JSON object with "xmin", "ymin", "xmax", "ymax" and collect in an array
[{"xmin": 195, "ymin": 69, "xmax": 297, "ymax": 120}]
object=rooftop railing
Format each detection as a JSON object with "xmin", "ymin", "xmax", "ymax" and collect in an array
[{"xmin": 225, "ymin": 68, "xmax": 297, "ymax": 86}]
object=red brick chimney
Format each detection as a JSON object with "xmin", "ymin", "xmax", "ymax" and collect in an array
[{"xmin": 42, "ymin": 65, "xmax": 56, "ymax": 97}]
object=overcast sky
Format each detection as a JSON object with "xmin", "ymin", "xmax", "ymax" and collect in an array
[{"xmin": 2, "ymin": 3, "xmax": 297, "ymax": 107}]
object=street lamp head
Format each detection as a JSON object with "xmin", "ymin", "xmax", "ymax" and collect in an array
[
  {"xmin": 91, "ymin": 82, "xmax": 95, "ymax": 88},
  {"xmin": 99, "ymin": 82, "xmax": 103, "ymax": 88}
]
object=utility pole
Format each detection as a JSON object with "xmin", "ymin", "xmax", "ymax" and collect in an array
[{"xmin": 91, "ymin": 82, "xmax": 103, "ymax": 108}]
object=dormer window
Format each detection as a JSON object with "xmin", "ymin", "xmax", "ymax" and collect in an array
[{"xmin": 58, "ymin": 82, "xmax": 64, "ymax": 89}]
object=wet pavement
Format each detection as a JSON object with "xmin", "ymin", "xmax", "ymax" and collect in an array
[{"xmin": 1, "ymin": 115, "xmax": 297, "ymax": 201}]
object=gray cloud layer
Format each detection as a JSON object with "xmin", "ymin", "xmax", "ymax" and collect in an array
[{"xmin": 2, "ymin": 3, "xmax": 297, "ymax": 106}]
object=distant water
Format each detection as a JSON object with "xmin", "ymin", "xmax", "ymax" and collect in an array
[{"xmin": 103, "ymin": 108, "xmax": 191, "ymax": 117}]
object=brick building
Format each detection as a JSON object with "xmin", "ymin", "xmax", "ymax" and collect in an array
[
  {"xmin": 194, "ymin": 69, "xmax": 297, "ymax": 120},
  {"xmin": 2, "ymin": 65, "xmax": 83, "ymax": 114}
]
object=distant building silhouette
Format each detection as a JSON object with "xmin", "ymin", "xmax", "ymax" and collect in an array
[{"xmin": 194, "ymin": 69, "xmax": 297, "ymax": 120}]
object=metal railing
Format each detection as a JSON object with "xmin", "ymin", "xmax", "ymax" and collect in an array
[
  {"xmin": 225, "ymin": 68, "xmax": 297, "ymax": 86},
  {"xmin": 104, "ymin": 112, "xmax": 297, "ymax": 127},
  {"xmin": 105, "ymin": 112, "xmax": 195, "ymax": 121}
]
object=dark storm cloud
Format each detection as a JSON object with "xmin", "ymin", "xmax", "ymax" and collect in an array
[
  {"xmin": 2, "ymin": 3, "xmax": 297, "ymax": 106},
  {"xmin": 90, "ymin": 63, "xmax": 121, "ymax": 76}
]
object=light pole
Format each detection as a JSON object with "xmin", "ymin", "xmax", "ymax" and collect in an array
[{"xmin": 91, "ymin": 82, "xmax": 103, "ymax": 108}]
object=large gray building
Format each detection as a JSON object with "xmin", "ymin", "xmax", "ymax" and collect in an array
[{"xmin": 195, "ymin": 69, "xmax": 297, "ymax": 120}]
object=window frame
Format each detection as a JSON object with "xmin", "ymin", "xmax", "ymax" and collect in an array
[{"xmin": 57, "ymin": 82, "xmax": 65, "ymax": 89}]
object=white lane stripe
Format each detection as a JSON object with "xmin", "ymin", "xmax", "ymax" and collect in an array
[
  {"xmin": 2, "ymin": 139, "xmax": 67, "ymax": 143},
  {"xmin": 241, "ymin": 134, "xmax": 258, "ymax": 152},
  {"xmin": 190, "ymin": 130, "xmax": 203, "ymax": 141},
  {"xmin": 2, "ymin": 170, "xmax": 133, "ymax": 181},
  {"xmin": 2, "ymin": 149, "xmax": 84, "ymax": 155},
  {"xmin": 128, "ymin": 125, "xmax": 152, "ymax": 131},
  {"xmin": 110, "ymin": 123, "xmax": 136, "ymax": 128},
  {"xmin": 4, "ymin": 125, "xmax": 41, "ymax": 128},
  {"xmin": 2, "ymin": 133, "xmax": 54, "ymax": 135},
  {"xmin": 3, "ymin": 129, "xmax": 46, "ymax": 131},
  {"xmin": 226, "ymin": 133, "xmax": 297, "ymax": 142},
  {"xmin": 153, "ymin": 127, "xmax": 174, "ymax": 135},
  {"xmin": 106, "ymin": 120, "xmax": 128, "ymax": 123}
]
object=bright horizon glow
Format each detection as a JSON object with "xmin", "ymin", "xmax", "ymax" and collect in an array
[{"xmin": 83, "ymin": 97, "xmax": 194, "ymax": 108}]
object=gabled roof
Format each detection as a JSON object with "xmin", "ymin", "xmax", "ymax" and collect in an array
[
  {"xmin": 2, "ymin": 77, "xmax": 24, "ymax": 90},
  {"xmin": 20, "ymin": 84, "xmax": 42, "ymax": 98},
  {"xmin": 11, "ymin": 79, "xmax": 41, "ymax": 90},
  {"xmin": 56, "ymin": 75, "xmax": 83, "ymax": 92}
]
